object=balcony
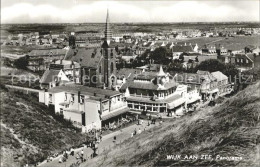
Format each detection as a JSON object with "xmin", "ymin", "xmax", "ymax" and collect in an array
[{"xmin": 130, "ymin": 94, "xmax": 152, "ymax": 99}]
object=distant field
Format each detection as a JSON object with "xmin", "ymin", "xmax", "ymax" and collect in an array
[
  {"xmin": 177, "ymin": 35, "xmax": 260, "ymax": 50},
  {"xmin": 0, "ymin": 45, "xmax": 52, "ymax": 55},
  {"xmin": 1, "ymin": 22, "xmax": 260, "ymax": 35}
]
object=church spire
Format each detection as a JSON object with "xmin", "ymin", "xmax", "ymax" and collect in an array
[{"xmin": 104, "ymin": 8, "xmax": 112, "ymax": 45}]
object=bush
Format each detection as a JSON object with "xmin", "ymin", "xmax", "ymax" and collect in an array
[{"xmin": 13, "ymin": 55, "xmax": 29, "ymax": 70}]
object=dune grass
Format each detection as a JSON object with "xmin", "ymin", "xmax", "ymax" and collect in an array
[{"xmin": 0, "ymin": 84, "xmax": 86, "ymax": 166}]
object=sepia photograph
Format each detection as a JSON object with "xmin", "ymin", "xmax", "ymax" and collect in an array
[{"xmin": 0, "ymin": 0, "xmax": 260, "ymax": 166}]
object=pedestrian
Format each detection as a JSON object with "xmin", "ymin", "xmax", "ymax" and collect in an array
[
  {"xmin": 70, "ymin": 148, "xmax": 74, "ymax": 156},
  {"xmin": 76, "ymin": 152, "xmax": 80, "ymax": 159},
  {"xmin": 113, "ymin": 136, "xmax": 117, "ymax": 142},
  {"xmin": 81, "ymin": 149, "xmax": 84, "ymax": 157},
  {"xmin": 59, "ymin": 157, "xmax": 63, "ymax": 163},
  {"xmin": 160, "ymin": 120, "xmax": 163, "ymax": 125},
  {"xmin": 138, "ymin": 128, "xmax": 141, "ymax": 134},
  {"xmin": 141, "ymin": 119, "xmax": 143, "ymax": 125},
  {"xmin": 131, "ymin": 132, "xmax": 134, "ymax": 138},
  {"xmin": 134, "ymin": 128, "xmax": 137, "ymax": 135}
]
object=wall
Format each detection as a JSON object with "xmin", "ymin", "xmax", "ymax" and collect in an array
[
  {"xmin": 39, "ymin": 91, "xmax": 45, "ymax": 103},
  {"xmin": 63, "ymin": 111, "xmax": 82, "ymax": 125},
  {"xmin": 85, "ymin": 100, "xmax": 101, "ymax": 131},
  {"xmin": 54, "ymin": 92, "xmax": 65, "ymax": 113}
]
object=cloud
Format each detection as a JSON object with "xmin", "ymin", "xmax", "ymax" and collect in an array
[{"xmin": 1, "ymin": 1, "xmax": 259, "ymax": 23}]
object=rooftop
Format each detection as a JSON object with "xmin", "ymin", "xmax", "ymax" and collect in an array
[
  {"xmin": 48, "ymin": 85, "xmax": 121, "ymax": 100},
  {"xmin": 211, "ymin": 71, "xmax": 228, "ymax": 81},
  {"xmin": 39, "ymin": 69, "xmax": 61, "ymax": 84},
  {"xmin": 172, "ymin": 45, "xmax": 194, "ymax": 53},
  {"xmin": 29, "ymin": 49, "xmax": 68, "ymax": 57}
]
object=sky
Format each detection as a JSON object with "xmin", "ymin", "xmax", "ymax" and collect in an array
[{"xmin": 1, "ymin": 0, "xmax": 260, "ymax": 23}]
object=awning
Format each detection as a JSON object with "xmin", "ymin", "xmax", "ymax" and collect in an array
[
  {"xmin": 208, "ymin": 88, "xmax": 219, "ymax": 94},
  {"xmin": 59, "ymin": 102, "xmax": 70, "ymax": 106},
  {"xmin": 187, "ymin": 96, "xmax": 201, "ymax": 104},
  {"xmin": 167, "ymin": 98, "xmax": 185, "ymax": 109},
  {"xmin": 101, "ymin": 107, "xmax": 130, "ymax": 121}
]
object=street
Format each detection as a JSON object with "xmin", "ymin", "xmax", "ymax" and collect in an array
[{"xmin": 38, "ymin": 119, "xmax": 157, "ymax": 167}]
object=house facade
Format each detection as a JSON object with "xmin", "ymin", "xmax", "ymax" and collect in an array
[
  {"xmin": 39, "ymin": 85, "xmax": 128, "ymax": 132},
  {"xmin": 120, "ymin": 66, "xmax": 187, "ymax": 116},
  {"xmin": 27, "ymin": 49, "xmax": 68, "ymax": 69},
  {"xmin": 39, "ymin": 69, "xmax": 70, "ymax": 89},
  {"xmin": 176, "ymin": 70, "xmax": 230, "ymax": 101}
]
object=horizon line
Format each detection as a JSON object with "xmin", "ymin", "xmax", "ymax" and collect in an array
[{"xmin": 2, "ymin": 21, "xmax": 260, "ymax": 25}]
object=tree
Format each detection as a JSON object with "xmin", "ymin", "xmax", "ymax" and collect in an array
[
  {"xmin": 196, "ymin": 59, "xmax": 226, "ymax": 72},
  {"xmin": 196, "ymin": 59, "xmax": 238, "ymax": 80},
  {"xmin": 150, "ymin": 47, "xmax": 171, "ymax": 64},
  {"xmin": 167, "ymin": 61, "xmax": 186, "ymax": 73},
  {"xmin": 3, "ymin": 58, "xmax": 12, "ymax": 67},
  {"xmin": 179, "ymin": 54, "xmax": 184, "ymax": 62},
  {"xmin": 13, "ymin": 55, "xmax": 29, "ymax": 70}
]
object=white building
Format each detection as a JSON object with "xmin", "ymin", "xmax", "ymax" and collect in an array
[{"xmin": 39, "ymin": 85, "xmax": 129, "ymax": 132}]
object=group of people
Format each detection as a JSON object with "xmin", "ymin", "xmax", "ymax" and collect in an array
[
  {"xmin": 131, "ymin": 114, "xmax": 164, "ymax": 137},
  {"xmin": 57, "ymin": 148, "xmax": 86, "ymax": 164}
]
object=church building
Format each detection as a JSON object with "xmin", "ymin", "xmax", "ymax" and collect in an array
[{"xmin": 65, "ymin": 9, "xmax": 117, "ymax": 89}]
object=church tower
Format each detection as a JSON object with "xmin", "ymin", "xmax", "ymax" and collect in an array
[{"xmin": 101, "ymin": 9, "xmax": 116, "ymax": 89}]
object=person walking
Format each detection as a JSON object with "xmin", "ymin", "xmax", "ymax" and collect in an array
[
  {"xmin": 131, "ymin": 132, "xmax": 134, "ymax": 138},
  {"xmin": 81, "ymin": 149, "xmax": 84, "ymax": 157},
  {"xmin": 113, "ymin": 136, "xmax": 117, "ymax": 143},
  {"xmin": 138, "ymin": 128, "xmax": 141, "ymax": 134},
  {"xmin": 70, "ymin": 148, "xmax": 74, "ymax": 156}
]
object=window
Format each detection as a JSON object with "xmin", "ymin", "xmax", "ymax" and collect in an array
[
  {"xmin": 236, "ymin": 58, "xmax": 239, "ymax": 63},
  {"xmin": 60, "ymin": 108, "xmax": 63, "ymax": 115},
  {"xmin": 99, "ymin": 65, "xmax": 102, "ymax": 73},
  {"xmin": 71, "ymin": 94, "xmax": 75, "ymax": 102},
  {"xmin": 65, "ymin": 93, "xmax": 67, "ymax": 101},
  {"xmin": 49, "ymin": 94, "xmax": 52, "ymax": 103},
  {"xmin": 65, "ymin": 104, "xmax": 69, "ymax": 108},
  {"xmin": 246, "ymin": 59, "xmax": 249, "ymax": 63},
  {"xmin": 110, "ymin": 62, "xmax": 114, "ymax": 73},
  {"xmin": 80, "ymin": 96, "xmax": 84, "ymax": 104},
  {"xmin": 241, "ymin": 59, "xmax": 243, "ymax": 63},
  {"xmin": 110, "ymin": 51, "xmax": 113, "ymax": 58}
]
